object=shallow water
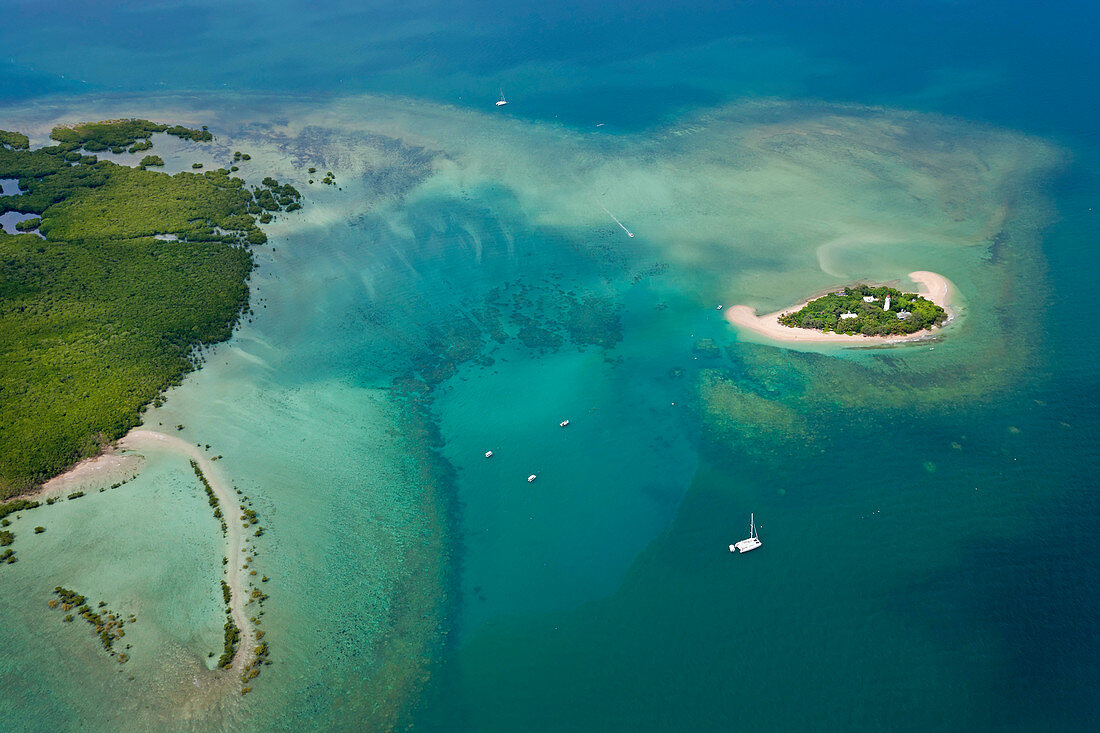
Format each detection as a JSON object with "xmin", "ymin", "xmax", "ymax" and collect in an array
[{"xmin": 2, "ymin": 2, "xmax": 1098, "ymax": 730}]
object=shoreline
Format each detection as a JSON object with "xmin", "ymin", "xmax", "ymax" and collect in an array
[
  {"xmin": 35, "ymin": 447, "xmax": 145, "ymax": 500},
  {"xmin": 725, "ymin": 270, "xmax": 955, "ymax": 345}
]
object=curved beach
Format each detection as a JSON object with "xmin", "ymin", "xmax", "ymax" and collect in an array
[
  {"xmin": 118, "ymin": 430, "xmax": 255, "ymax": 676},
  {"xmin": 726, "ymin": 270, "xmax": 955, "ymax": 344}
]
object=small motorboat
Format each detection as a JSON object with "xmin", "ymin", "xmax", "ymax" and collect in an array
[
  {"xmin": 716, "ymin": 304, "xmax": 723, "ymax": 310},
  {"xmin": 729, "ymin": 513, "xmax": 762, "ymax": 553},
  {"xmin": 485, "ymin": 451, "xmax": 493, "ymax": 458},
  {"xmin": 527, "ymin": 474, "xmax": 537, "ymax": 483},
  {"xmin": 560, "ymin": 420, "xmax": 570, "ymax": 427}
]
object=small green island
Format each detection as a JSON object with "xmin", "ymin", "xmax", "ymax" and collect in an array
[
  {"xmin": 778, "ymin": 284, "xmax": 947, "ymax": 337},
  {"xmin": 0, "ymin": 119, "xmax": 302, "ymax": 497}
]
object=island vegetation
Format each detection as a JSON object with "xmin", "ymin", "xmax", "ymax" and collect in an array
[
  {"xmin": 0, "ymin": 499, "xmax": 39, "ymax": 521},
  {"xmin": 0, "ymin": 120, "xmax": 304, "ymax": 498},
  {"xmin": 778, "ymin": 284, "xmax": 947, "ymax": 336},
  {"xmin": 219, "ymin": 616, "xmax": 240, "ymax": 669},
  {"xmin": 0, "ymin": 130, "xmax": 30, "ymax": 150},
  {"xmin": 48, "ymin": 587, "xmax": 135, "ymax": 663},
  {"xmin": 49, "ymin": 118, "xmax": 213, "ymax": 152},
  {"xmin": 191, "ymin": 460, "xmax": 227, "ymax": 535}
]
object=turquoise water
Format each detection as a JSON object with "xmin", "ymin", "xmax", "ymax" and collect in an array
[{"xmin": 2, "ymin": 2, "xmax": 1098, "ymax": 730}]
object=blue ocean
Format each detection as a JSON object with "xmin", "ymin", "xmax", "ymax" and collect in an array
[{"xmin": 1, "ymin": 1, "xmax": 1097, "ymax": 730}]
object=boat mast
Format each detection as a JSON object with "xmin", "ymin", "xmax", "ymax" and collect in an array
[{"xmin": 750, "ymin": 512, "xmax": 756, "ymax": 539}]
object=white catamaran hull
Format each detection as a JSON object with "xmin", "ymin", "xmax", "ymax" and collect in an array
[
  {"xmin": 730, "ymin": 513, "xmax": 762, "ymax": 553},
  {"xmin": 730, "ymin": 537, "xmax": 762, "ymax": 553}
]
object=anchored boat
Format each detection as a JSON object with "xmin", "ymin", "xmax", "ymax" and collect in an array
[
  {"xmin": 496, "ymin": 89, "xmax": 508, "ymax": 107},
  {"xmin": 729, "ymin": 513, "xmax": 762, "ymax": 553}
]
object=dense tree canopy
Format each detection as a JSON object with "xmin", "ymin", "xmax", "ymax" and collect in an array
[
  {"xmin": 778, "ymin": 284, "xmax": 947, "ymax": 336},
  {"xmin": 49, "ymin": 118, "xmax": 213, "ymax": 152},
  {"xmin": 0, "ymin": 120, "xmax": 301, "ymax": 497},
  {"xmin": 0, "ymin": 130, "xmax": 30, "ymax": 150}
]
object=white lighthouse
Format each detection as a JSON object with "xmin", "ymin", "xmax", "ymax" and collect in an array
[{"xmin": 884, "ymin": 296, "xmax": 891, "ymax": 311}]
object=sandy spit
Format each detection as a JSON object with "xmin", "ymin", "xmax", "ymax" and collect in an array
[{"xmin": 118, "ymin": 430, "xmax": 256, "ymax": 675}]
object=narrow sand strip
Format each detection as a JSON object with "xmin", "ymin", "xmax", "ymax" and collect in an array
[
  {"xmin": 119, "ymin": 430, "xmax": 254, "ymax": 675},
  {"xmin": 726, "ymin": 270, "xmax": 955, "ymax": 345}
]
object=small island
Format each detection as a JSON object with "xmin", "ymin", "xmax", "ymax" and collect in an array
[
  {"xmin": 778, "ymin": 284, "xmax": 947, "ymax": 336},
  {"xmin": 725, "ymin": 271, "xmax": 954, "ymax": 344}
]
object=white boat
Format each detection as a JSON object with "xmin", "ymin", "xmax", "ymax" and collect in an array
[
  {"xmin": 527, "ymin": 474, "xmax": 537, "ymax": 483},
  {"xmin": 729, "ymin": 513, "xmax": 762, "ymax": 553},
  {"xmin": 560, "ymin": 420, "xmax": 570, "ymax": 427},
  {"xmin": 485, "ymin": 451, "xmax": 493, "ymax": 458},
  {"xmin": 495, "ymin": 89, "xmax": 508, "ymax": 107}
]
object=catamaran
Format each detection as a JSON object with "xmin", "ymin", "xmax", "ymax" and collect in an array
[
  {"xmin": 729, "ymin": 513, "xmax": 762, "ymax": 553},
  {"xmin": 496, "ymin": 89, "xmax": 508, "ymax": 107}
]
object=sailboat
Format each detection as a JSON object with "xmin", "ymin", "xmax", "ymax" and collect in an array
[
  {"xmin": 729, "ymin": 513, "xmax": 762, "ymax": 553},
  {"xmin": 495, "ymin": 89, "xmax": 508, "ymax": 107}
]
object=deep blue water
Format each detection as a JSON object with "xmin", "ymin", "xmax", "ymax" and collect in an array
[
  {"xmin": 2, "ymin": 1, "xmax": 1098, "ymax": 729},
  {"xmin": 5, "ymin": 1, "xmax": 1099, "ymax": 137}
]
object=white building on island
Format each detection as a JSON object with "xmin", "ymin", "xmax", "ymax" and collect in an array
[
  {"xmin": 862, "ymin": 295, "xmax": 875, "ymax": 302},
  {"xmin": 840, "ymin": 312, "xmax": 859, "ymax": 319}
]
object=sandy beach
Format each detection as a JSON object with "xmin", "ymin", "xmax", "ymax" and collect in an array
[
  {"xmin": 38, "ymin": 447, "xmax": 144, "ymax": 499},
  {"xmin": 725, "ymin": 270, "xmax": 955, "ymax": 345}
]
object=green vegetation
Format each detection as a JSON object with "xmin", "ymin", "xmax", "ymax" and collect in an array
[
  {"xmin": 0, "ymin": 530, "xmax": 12, "ymax": 546},
  {"xmin": 0, "ymin": 499, "xmax": 39, "ymax": 521},
  {"xmin": 241, "ymin": 636, "xmax": 270, "ymax": 687},
  {"xmin": 138, "ymin": 154, "xmax": 164, "ymax": 168},
  {"xmin": 0, "ymin": 119, "xmax": 308, "ymax": 497},
  {"xmin": 778, "ymin": 284, "xmax": 947, "ymax": 336},
  {"xmin": 49, "ymin": 587, "xmax": 134, "ymax": 661},
  {"xmin": 165, "ymin": 124, "xmax": 213, "ymax": 142},
  {"xmin": 0, "ymin": 130, "xmax": 30, "ymax": 150},
  {"xmin": 49, "ymin": 119, "xmax": 211, "ymax": 152},
  {"xmin": 218, "ymin": 617, "xmax": 240, "ymax": 668},
  {"xmin": 14, "ymin": 217, "xmax": 40, "ymax": 231},
  {"xmin": 190, "ymin": 460, "xmax": 227, "ymax": 535},
  {"xmin": 192, "ymin": 162, "xmax": 203, "ymax": 169},
  {"xmin": 34, "ymin": 526, "xmax": 45, "ymax": 533}
]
